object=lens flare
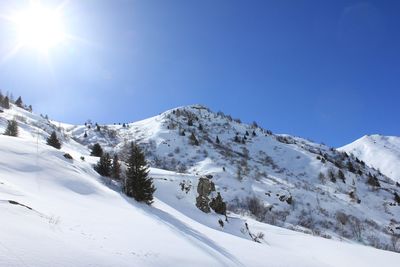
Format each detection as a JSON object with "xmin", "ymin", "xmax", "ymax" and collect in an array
[{"xmin": 12, "ymin": 3, "xmax": 66, "ymax": 51}]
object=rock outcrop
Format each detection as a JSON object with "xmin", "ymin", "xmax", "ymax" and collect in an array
[
  {"xmin": 196, "ymin": 176, "xmax": 226, "ymax": 215},
  {"xmin": 195, "ymin": 176, "xmax": 215, "ymax": 213}
]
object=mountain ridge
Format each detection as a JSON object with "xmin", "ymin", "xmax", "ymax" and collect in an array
[
  {"xmin": 340, "ymin": 134, "xmax": 400, "ymax": 183},
  {"xmin": 0, "ymin": 102, "xmax": 400, "ymax": 267}
]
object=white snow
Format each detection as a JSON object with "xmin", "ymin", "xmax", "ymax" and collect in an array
[
  {"xmin": 0, "ymin": 104, "xmax": 399, "ymax": 266},
  {"xmin": 340, "ymin": 134, "xmax": 400, "ymax": 183}
]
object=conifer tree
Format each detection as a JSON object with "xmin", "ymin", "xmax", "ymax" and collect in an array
[
  {"xmin": 15, "ymin": 96, "xmax": 23, "ymax": 108},
  {"xmin": 394, "ymin": 192, "xmax": 400, "ymax": 204},
  {"xmin": 1, "ymin": 96, "xmax": 10, "ymax": 109},
  {"xmin": 125, "ymin": 143, "xmax": 155, "ymax": 204},
  {"xmin": 90, "ymin": 143, "xmax": 103, "ymax": 157},
  {"xmin": 347, "ymin": 161, "xmax": 356, "ymax": 173},
  {"xmin": 337, "ymin": 169, "xmax": 346, "ymax": 183},
  {"xmin": 209, "ymin": 192, "xmax": 227, "ymax": 215},
  {"xmin": 111, "ymin": 154, "xmax": 121, "ymax": 180},
  {"xmin": 94, "ymin": 153, "xmax": 112, "ymax": 177},
  {"xmin": 4, "ymin": 119, "xmax": 18, "ymax": 137},
  {"xmin": 367, "ymin": 173, "xmax": 380, "ymax": 187},
  {"xmin": 318, "ymin": 172, "xmax": 326, "ymax": 184},
  {"xmin": 46, "ymin": 131, "xmax": 61, "ymax": 149},
  {"xmin": 216, "ymin": 136, "xmax": 220, "ymax": 144},
  {"xmin": 189, "ymin": 132, "xmax": 199, "ymax": 146},
  {"xmin": 328, "ymin": 168, "xmax": 336, "ymax": 183}
]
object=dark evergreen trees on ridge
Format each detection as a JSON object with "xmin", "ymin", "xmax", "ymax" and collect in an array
[
  {"xmin": 0, "ymin": 96, "xmax": 10, "ymax": 109},
  {"xmin": 90, "ymin": 143, "xmax": 103, "ymax": 157},
  {"xmin": 47, "ymin": 131, "xmax": 61, "ymax": 149},
  {"xmin": 94, "ymin": 153, "xmax": 112, "ymax": 177},
  {"xmin": 189, "ymin": 132, "xmax": 199, "ymax": 146},
  {"xmin": 124, "ymin": 142, "xmax": 155, "ymax": 205},
  {"xmin": 337, "ymin": 169, "xmax": 346, "ymax": 183},
  {"xmin": 209, "ymin": 192, "xmax": 227, "ymax": 215},
  {"xmin": 4, "ymin": 119, "xmax": 18, "ymax": 137},
  {"xmin": 15, "ymin": 96, "xmax": 23, "ymax": 108}
]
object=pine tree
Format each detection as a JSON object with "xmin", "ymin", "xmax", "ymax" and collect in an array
[
  {"xmin": 318, "ymin": 172, "xmax": 326, "ymax": 184},
  {"xmin": 337, "ymin": 169, "xmax": 346, "ymax": 183},
  {"xmin": 328, "ymin": 168, "xmax": 336, "ymax": 183},
  {"xmin": 394, "ymin": 192, "xmax": 400, "ymax": 204},
  {"xmin": 189, "ymin": 132, "xmax": 199, "ymax": 146},
  {"xmin": 367, "ymin": 173, "xmax": 380, "ymax": 188},
  {"xmin": 1, "ymin": 96, "xmax": 10, "ymax": 109},
  {"xmin": 216, "ymin": 136, "xmax": 220, "ymax": 144},
  {"xmin": 15, "ymin": 96, "xmax": 23, "ymax": 108},
  {"xmin": 4, "ymin": 119, "xmax": 18, "ymax": 137},
  {"xmin": 347, "ymin": 161, "xmax": 356, "ymax": 173},
  {"xmin": 46, "ymin": 131, "xmax": 61, "ymax": 149},
  {"xmin": 90, "ymin": 143, "xmax": 103, "ymax": 157},
  {"xmin": 111, "ymin": 154, "xmax": 121, "ymax": 180},
  {"xmin": 94, "ymin": 153, "xmax": 112, "ymax": 177},
  {"xmin": 125, "ymin": 143, "xmax": 155, "ymax": 204},
  {"xmin": 209, "ymin": 192, "xmax": 227, "ymax": 215},
  {"xmin": 236, "ymin": 165, "xmax": 243, "ymax": 181}
]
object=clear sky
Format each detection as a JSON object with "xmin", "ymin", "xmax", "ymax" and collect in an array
[{"xmin": 0, "ymin": 0, "xmax": 399, "ymax": 147}]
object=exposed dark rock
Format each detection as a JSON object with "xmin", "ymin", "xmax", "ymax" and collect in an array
[
  {"xmin": 195, "ymin": 176, "xmax": 216, "ymax": 213},
  {"xmin": 196, "ymin": 177, "xmax": 215, "ymax": 196}
]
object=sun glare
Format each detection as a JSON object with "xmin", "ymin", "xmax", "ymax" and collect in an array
[{"xmin": 12, "ymin": 4, "xmax": 66, "ymax": 51}]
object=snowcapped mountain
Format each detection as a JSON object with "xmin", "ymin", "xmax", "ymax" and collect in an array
[
  {"xmin": 1, "ymin": 103, "xmax": 400, "ymax": 266},
  {"xmin": 340, "ymin": 134, "xmax": 400, "ymax": 183}
]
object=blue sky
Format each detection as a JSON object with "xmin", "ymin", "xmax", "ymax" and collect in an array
[{"xmin": 0, "ymin": 0, "xmax": 399, "ymax": 147}]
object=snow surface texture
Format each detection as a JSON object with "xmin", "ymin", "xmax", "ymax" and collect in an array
[
  {"xmin": 1, "ymin": 104, "xmax": 400, "ymax": 266},
  {"xmin": 340, "ymin": 134, "xmax": 400, "ymax": 183}
]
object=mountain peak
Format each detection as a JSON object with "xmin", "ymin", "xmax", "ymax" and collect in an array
[{"xmin": 340, "ymin": 134, "xmax": 400, "ymax": 182}]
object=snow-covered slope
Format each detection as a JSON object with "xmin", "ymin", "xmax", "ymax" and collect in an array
[
  {"xmin": 340, "ymin": 134, "xmax": 400, "ymax": 183},
  {"xmin": 65, "ymin": 105, "xmax": 400, "ymax": 252},
  {"xmin": 1, "ymin": 104, "xmax": 400, "ymax": 266}
]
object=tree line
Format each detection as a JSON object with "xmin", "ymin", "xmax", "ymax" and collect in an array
[
  {"xmin": 2, "ymin": 116, "xmax": 156, "ymax": 205},
  {"xmin": 92, "ymin": 142, "xmax": 156, "ymax": 204}
]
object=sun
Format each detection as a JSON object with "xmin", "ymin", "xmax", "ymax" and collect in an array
[{"xmin": 12, "ymin": 3, "xmax": 66, "ymax": 51}]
